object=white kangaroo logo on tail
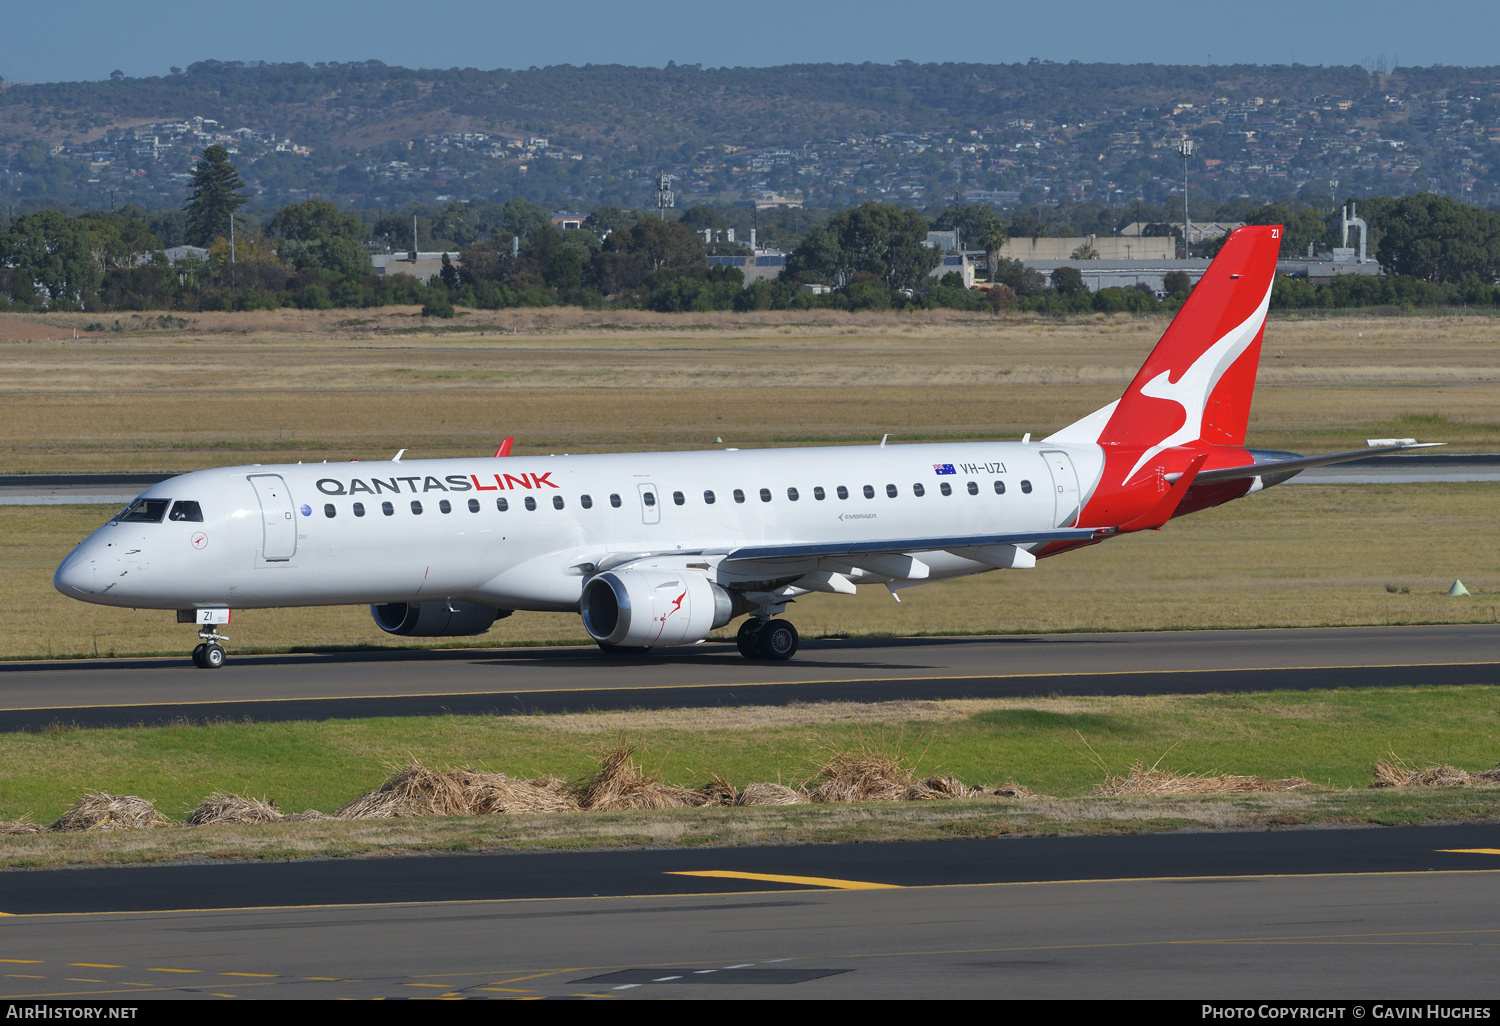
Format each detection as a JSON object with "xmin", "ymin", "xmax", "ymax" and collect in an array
[{"xmin": 1122, "ymin": 281, "xmax": 1273, "ymax": 486}]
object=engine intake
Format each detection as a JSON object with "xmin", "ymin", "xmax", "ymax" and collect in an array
[
  {"xmin": 371, "ymin": 601, "xmax": 509, "ymax": 637},
  {"xmin": 580, "ymin": 570, "xmax": 733, "ymax": 648}
]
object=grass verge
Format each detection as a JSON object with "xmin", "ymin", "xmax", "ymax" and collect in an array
[{"xmin": 0, "ymin": 686, "xmax": 1496, "ymax": 869}]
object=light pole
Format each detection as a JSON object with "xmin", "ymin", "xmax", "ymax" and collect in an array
[{"xmin": 1177, "ymin": 139, "xmax": 1195, "ymax": 259}]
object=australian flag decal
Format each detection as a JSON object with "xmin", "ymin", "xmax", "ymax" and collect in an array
[{"xmin": 933, "ymin": 464, "xmax": 956, "ymax": 475}]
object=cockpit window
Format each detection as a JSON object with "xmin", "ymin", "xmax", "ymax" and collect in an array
[
  {"xmin": 168, "ymin": 500, "xmax": 204, "ymax": 523},
  {"xmin": 115, "ymin": 498, "xmax": 170, "ymax": 523}
]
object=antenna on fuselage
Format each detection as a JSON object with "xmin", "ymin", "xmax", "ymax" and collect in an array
[
  {"xmin": 392, "ymin": 449, "xmax": 406, "ymax": 462},
  {"xmin": 880, "ymin": 434, "xmax": 888, "ymax": 447}
]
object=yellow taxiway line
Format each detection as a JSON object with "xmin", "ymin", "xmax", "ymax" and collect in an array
[{"xmin": 667, "ymin": 870, "xmax": 900, "ymax": 890}]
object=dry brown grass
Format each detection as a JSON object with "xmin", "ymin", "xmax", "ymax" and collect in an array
[
  {"xmin": 460, "ymin": 773, "xmax": 580, "ymax": 815},
  {"xmin": 317, "ymin": 744, "xmax": 1016, "ymax": 820},
  {"xmin": 185, "ymin": 792, "xmax": 283, "ymax": 826},
  {"xmin": 807, "ymin": 751, "xmax": 917, "ymax": 803},
  {"xmin": 734, "ymin": 782, "xmax": 805, "ymax": 806},
  {"xmin": 334, "ymin": 763, "xmax": 583, "ymax": 818},
  {"xmin": 4, "ymin": 312, "xmax": 1498, "ymax": 476},
  {"xmin": 1090, "ymin": 762, "xmax": 1320, "ymax": 796},
  {"xmin": 49, "ymin": 792, "xmax": 170, "ymax": 832},
  {"xmin": 0, "ymin": 820, "xmax": 43, "ymax": 835},
  {"xmin": 1370, "ymin": 755, "xmax": 1500, "ymax": 788},
  {"xmin": 575, "ymin": 746, "xmax": 711, "ymax": 811}
]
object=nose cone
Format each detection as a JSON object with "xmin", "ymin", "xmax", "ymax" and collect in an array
[{"xmin": 54, "ymin": 545, "xmax": 97, "ymax": 599}]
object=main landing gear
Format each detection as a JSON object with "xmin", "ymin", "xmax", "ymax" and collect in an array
[
  {"xmin": 191, "ymin": 627, "xmax": 229, "ymax": 669},
  {"xmin": 736, "ymin": 618, "xmax": 799, "ymax": 661}
]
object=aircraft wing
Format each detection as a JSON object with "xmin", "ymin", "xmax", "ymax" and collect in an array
[
  {"xmin": 721, "ymin": 527, "xmax": 1112, "ymax": 564},
  {"xmin": 1186, "ymin": 442, "xmax": 1445, "ymax": 485}
]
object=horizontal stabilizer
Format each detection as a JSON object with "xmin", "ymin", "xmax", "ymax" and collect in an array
[{"xmin": 1184, "ymin": 443, "xmax": 1445, "ymax": 485}]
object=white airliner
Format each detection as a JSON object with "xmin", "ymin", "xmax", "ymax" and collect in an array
[{"xmin": 54, "ymin": 226, "xmax": 1432, "ymax": 668}]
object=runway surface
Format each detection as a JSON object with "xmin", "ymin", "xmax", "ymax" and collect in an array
[
  {"xmin": 1, "ymin": 826, "xmax": 1497, "ymax": 999},
  {"xmin": 2, "ymin": 624, "xmax": 1497, "ymax": 729},
  {"xmin": 0, "ymin": 624, "xmax": 1494, "ymax": 729}
]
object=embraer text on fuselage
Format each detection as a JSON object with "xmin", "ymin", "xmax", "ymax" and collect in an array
[{"xmin": 315, "ymin": 471, "xmax": 560, "ymax": 496}]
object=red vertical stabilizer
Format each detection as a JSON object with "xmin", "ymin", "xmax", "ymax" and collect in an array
[{"xmin": 1096, "ymin": 225, "xmax": 1282, "ymax": 487}]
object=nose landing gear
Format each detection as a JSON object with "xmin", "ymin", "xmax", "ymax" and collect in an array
[{"xmin": 191, "ymin": 627, "xmax": 228, "ymax": 669}]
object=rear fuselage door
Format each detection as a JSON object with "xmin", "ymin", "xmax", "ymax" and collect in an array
[
  {"xmin": 638, "ymin": 483, "xmax": 660, "ymax": 525},
  {"xmin": 1039, "ymin": 450, "xmax": 1082, "ymax": 527},
  {"xmin": 248, "ymin": 474, "xmax": 298, "ymax": 560}
]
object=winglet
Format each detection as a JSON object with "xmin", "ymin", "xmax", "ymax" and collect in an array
[
  {"xmin": 1120, "ymin": 453, "xmax": 1208, "ymax": 532},
  {"xmin": 494, "ymin": 437, "xmax": 514, "ymax": 458}
]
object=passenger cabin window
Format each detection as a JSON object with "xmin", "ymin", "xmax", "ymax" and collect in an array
[
  {"xmin": 673, "ymin": 491, "xmax": 685, "ymax": 506},
  {"xmin": 787, "ymin": 487, "xmax": 799, "ymax": 501},
  {"xmin": 733, "ymin": 489, "xmax": 745, "ymax": 504},
  {"xmin": 967, "ymin": 481, "xmax": 979, "ymax": 495},
  {"xmin": 411, "ymin": 500, "xmax": 424, "ymax": 514},
  {"xmin": 1021, "ymin": 480, "xmax": 1033, "ymax": 494},
  {"xmin": 862, "ymin": 485, "xmax": 875, "ymax": 499},
  {"xmin": 553, "ymin": 495, "xmax": 565, "ymax": 510},
  {"xmin": 439, "ymin": 499, "xmax": 452, "ymax": 514},
  {"xmin": 323, "ymin": 504, "xmax": 336, "ymax": 519},
  {"xmin": 524, "ymin": 496, "xmax": 537, "ymax": 511},
  {"xmin": 382, "ymin": 501, "xmax": 394, "ymax": 516},
  {"xmin": 940, "ymin": 482, "xmax": 952, "ymax": 496},
  {"xmin": 610, "ymin": 494, "xmax": 622, "ymax": 508},
  {"xmin": 759, "ymin": 488, "xmax": 772, "ymax": 503},
  {"xmin": 468, "ymin": 498, "xmax": 480, "ymax": 512},
  {"xmin": 581, "ymin": 495, "xmax": 593, "ymax": 509},
  {"xmin": 814, "ymin": 487, "xmax": 825, "ymax": 500},
  {"xmin": 116, "ymin": 498, "xmax": 169, "ymax": 523},
  {"xmin": 994, "ymin": 480, "xmax": 1006, "ymax": 495},
  {"xmin": 836, "ymin": 486, "xmax": 849, "ymax": 500},
  {"xmin": 497, "ymin": 497, "xmax": 509, "ymax": 512},
  {"xmin": 643, "ymin": 492, "xmax": 656, "ymax": 507},
  {"xmin": 168, "ymin": 500, "xmax": 204, "ymax": 523},
  {"xmin": 703, "ymin": 490, "xmax": 716, "ymax": 504},
  {"xmin": 912, "ymin": 483, "xmax": 925, "ymax": 497},
  {"xmin": 353, "ymin": 502, "xmax": 366, "ymax": 517},
  {"xmin": 886, "ymin": 484, "xmax": 898, "ymax": 498}
]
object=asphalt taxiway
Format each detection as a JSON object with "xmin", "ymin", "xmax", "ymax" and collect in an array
[
  {"xmin": 1, "ymin": 624, "xmax": 1495, "ymax": 729},
  {"xmin": 0, "ymin": 826, "xmax": 1496, "ymax": 999}
]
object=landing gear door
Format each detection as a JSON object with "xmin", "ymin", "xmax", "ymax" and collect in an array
[
  {"xmin": 1039, "ymin": 450, "xmax": 1081, "ymax": 528},
  {"xmin": 637, "ymin": 483, "xmax": 660, "ymax": 525},
  {"xmin": 248, "ymin": 473, "xmax": 298, "ymax": 561}
]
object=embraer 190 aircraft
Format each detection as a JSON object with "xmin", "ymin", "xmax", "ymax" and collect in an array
[{"xmin": 54, "ymin": 226, "xmax": 1432, "ymax": 668}]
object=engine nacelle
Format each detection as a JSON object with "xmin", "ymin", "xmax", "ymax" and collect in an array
[
  {"xmin": 370, "ymin": 601, "xmax": 509, "ymax": 637},
  {"xmin": 580, "ymin": 570, "xmax": 733, "ymax": 648}
]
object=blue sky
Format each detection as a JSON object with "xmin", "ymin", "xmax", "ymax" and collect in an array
[{"xmin": 1, "ymin": 0, "xmax": 1495, "ymax": 83}]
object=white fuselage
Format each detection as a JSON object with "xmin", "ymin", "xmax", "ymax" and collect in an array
[{"xmin": 53, "ymin": 441, "xmax": 1104, "ymax": 614}]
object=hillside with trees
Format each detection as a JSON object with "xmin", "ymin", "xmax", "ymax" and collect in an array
[{"xmin": 3, "ymin": 60, "xmax": 1499, "ymax": 216}]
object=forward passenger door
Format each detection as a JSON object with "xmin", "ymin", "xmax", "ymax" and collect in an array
[{"xmin": 248, "ymin": 474, "xmax": 298, "ymax": 562}]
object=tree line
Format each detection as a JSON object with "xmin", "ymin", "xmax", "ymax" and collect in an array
[{"xmin": 3, "ymin": 145, "xmax": 1500, "ymax": 318}]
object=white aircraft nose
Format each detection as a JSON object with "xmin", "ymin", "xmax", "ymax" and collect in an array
[{"xmin": 53, "ymin": 547, "xmax": 97, "ymax": 597}]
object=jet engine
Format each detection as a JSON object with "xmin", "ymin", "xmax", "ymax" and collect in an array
[
  {"xmin": 580, "ymin": 570, "xmax": 734, "ymax": 648},
  {"xmin": 370, "ymin": 601, "xmax": 509, "ymax": 637}
]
